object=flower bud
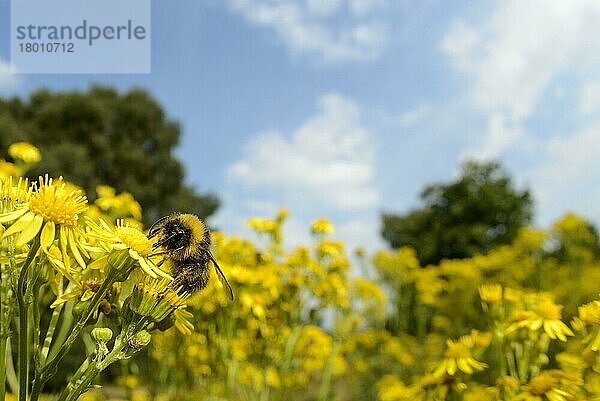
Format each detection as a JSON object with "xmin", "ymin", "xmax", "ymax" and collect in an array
[
  {"xmin": 72, "ymin": 300, "xmax": 90, "ymax": 318},
  {"xmin": 107, "ymin": 249, "xmax": 136, "ymax": 281},
  {"xmin": 129, "ymin": 280, "xmax": 184, "ymax": 323},
  {"xmin": 91, "ymin": 327, "xmax": 113, "ymax": 342},
  {"xmin": 128, "ymin": 330, "xmax": 151, "ymax": 350}
]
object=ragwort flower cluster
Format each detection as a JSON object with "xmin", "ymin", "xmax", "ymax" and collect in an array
[{"xmin": 0, "ymin": 143, "xmax": 201, "ymax": 401}]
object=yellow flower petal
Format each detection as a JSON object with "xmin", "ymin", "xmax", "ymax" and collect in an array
[
  {"xmin": 88, "ymin": 255, "xmax": 108, "ymax": 270},
  {"xmin": 60, "ymin": 226, "xmax": 70, "ymax": 271},
  {"xmin": 447, "ymin": 359, "xmax": 457, "ymax": 376},
  {"xmin": 68, "ymin": 228, "xmax": 86, "ymax": 269},
  {"xmin": 51, "ymin": 289, "xmax": 82, "ymax": 308},
  {"xmin": 530, "ymin": 319, "xmax": 542, "ymax": 331},
  {"xmin": 40, "ymin": 221, "xmax": 56, "ymax": 250},
  {"xmin": 433, "ymin": 361, "xmax": 446, "ymax": 377},
  {"xmin": 591, "ymin": 329, "xmax": 600, "ymax": 351},
  {"xmin": 132, "ymin": 250, "xmax": 157, "ymax": 278},
  {"xmin": 457, "ymin": 359, "xmax": 473, "ymax": 374},
  {"xmin": 16, "ymin": 214, "xmax": 44, "ymax": 248},
  {"xmin": 2, "ymin": 211, "xmax": 34, "ymax": 238},
  {"xmin": 0, "ymin": 206, "xmax": 29, "ymax": 223},
  {"xmin": 81, "ymin": 289, "xmax": 95, "ymax": 301},
  {"xmin": 174, "ymin": 317, "xmax": 194, "ymax": 335}
]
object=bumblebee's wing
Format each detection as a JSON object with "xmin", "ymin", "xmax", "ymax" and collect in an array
[{"xmin": 209, "ymin": 252, "xmax": 234, "ymax": 301}]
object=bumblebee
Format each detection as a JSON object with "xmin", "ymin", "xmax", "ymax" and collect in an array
[{"xmin": 148, "ymin": 213, "xmax": 234, "ymax": 301}]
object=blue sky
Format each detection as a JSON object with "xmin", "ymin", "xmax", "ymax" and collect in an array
[{"xmin": 2, "ymin": 0, "xmax": 600, "ymax": 250}]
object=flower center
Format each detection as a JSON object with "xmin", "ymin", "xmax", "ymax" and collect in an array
[
  {"xmin": 445, "ymin": 341, "xmax": 471, "ymax": 359},
  {"xmin": 479, "ymin": 284, "xmax": 502, "ymax": 303},
  {"xmin": 579, "ymin": 301, "xmax": 600, "ymax": 325},
  {"xmin": 536, "ymin": 300, "xmax": 562, "ymax": 320},
  {"xmin": 116, "ymin": 226, "xmax": 153, "ymax": 255},
  {"xmin": 529, "ymin": 374, "xmax": 556, "ymax": 395},
  {"xmin": 83, "ymin": 279, "xmax": 101, "ymax": 293},
  {"xmin": 29, "ymin": 176, "xmax": 87, "ymax": 226}
]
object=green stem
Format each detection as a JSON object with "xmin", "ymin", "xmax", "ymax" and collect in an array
[
  {"xmin": 31, "ymin": 272, "xmax": 43, "ymax": 370},
  {"xmin": 518, "ymin": 340, "xmax": 532, "ymax": 382},
  {"xmin": 16, "ymin": 237, "xmax": 40, "ymax": 401},
  {"xmin": 506, "ymin": 350, "xmax": 518, "ymax": 380},
  {"xmin": 40, "ymin": 302, "xmax": 63, "ymax": 363},
  {"xmin": 273, "ymin": 325, "xmax": 303, "ymax": 401},
  {"xmin": 317, "ymin": 341, "xmax": 339, "ymax": 401},
  {"xmin": 496, "ymin": 330, "xmax": 506, "ymax": 378},
  {"xmin": 1, "ymin": 263, "xmax": 10, "ymax": 401},
  {"xmin": 5, "ymin": 337, "xmax": 18, "ymax": 394},
  {"xmin": 62, "ymin": 318, "xmax": 147, "ymax": 401},
  {"xmin": 40, "ymin": 273, "xmax": 66, "ymax": 363},
  {"xmin": 55, "ymin": 356, "xmax": 92, "ymax": 401},
  {"xmin": 31, "ymin": 274, "xmax": 120, "ymax": 401},
  {"xmin": 46, "ymin": 301, "xmax": 73, "ymax": 361},
  {"xmin": 63, "ymin": 360, "xmax": 101, "ymax": 401},
  {"xmin": 0, "ymin": 335, "xmax": 6, "ymax": 401}
]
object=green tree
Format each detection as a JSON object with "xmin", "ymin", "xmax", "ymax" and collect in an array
[
  {"xmin": 0, "ymin": 86, "xmax": 218, "ymax": 224},
  {"xmin": 381, "ymin": 160, "xmax": 532, "ymax": 265}
]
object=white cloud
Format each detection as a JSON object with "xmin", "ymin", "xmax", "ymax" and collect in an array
[
  {"xmin": 441, "ymin": 1, "xmax": 600, "ymax": 158},
  {"xmin": 224, "ymin": 0, "xmax": 388, "ymax": 64},
  {"xmin": 228, "ymin": 93, "xmax": 379, "ymax": 210},
  {"xmin": 398, "ymin": 104, "xmax": 430, "ymax": 127},
  {"xmin": 461, "ymin": 113, "xmax": 523, "ymax": 160},
  {"xmin": 439, "ymin": 22, "xmax": 479, "ymax": 71},
  {"xmin": 337, "ymin": 216, "xmax": 385, "ymax": 252},
  {"xmin": 578, "ymin": 81, "xmax": 600, "ymax": 115},
  {"xmin": 0, "ymin": 58, "xmax": 19, "ymax": 89},
  {"xmin": 528, "ymin": 123, "xmax": 600, "ymax": 224},
  {"xmin": 349, "ymin": 0, "xmax": 387, "ymax": 16}
]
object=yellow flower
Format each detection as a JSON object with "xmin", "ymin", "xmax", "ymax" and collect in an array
[
  {"xmin": 265, "ymin": 367, "xmax": 280, "ymax": 388},
  {"xmin": 246, "ymin": 216, "xmax": 278, "ymax": 233},
  {"xmin": 353, "ymin": 277, "xmax": 386, "ymax": 307},
  {"xmin": 294, "ymin": 325, "xmax": 333, "ymax": 373},
  {"xmin": 0, "ymin": 175, "xmax": 88, "ymax": 270},
  {"xmin": 85, "ymin": 217, "xmax": 172, "ymax": 280},
  {"xmin": 0, "ymin": 176, "xmax": 31, "ymax": 208},
  {"xmin": 506, "ymin": 296, "xmax": 573, "ymax": 342},
  {"xmin": 311, "ymin": 218, "xmax": 335, "ymax": 235},
  {"xmin": 129, "ymin": 274, "xmax": 193, "ymax": 335},
  {"xmin": 578, "ymin": 300, "xmax": 600, "ymax": 326},
  {"xmin": 50, "ymin": 272, "xmax": 107, "ymax": 310},
  {"xmin": 556, "ymin": 353, "xmax": 587, "ymax": 371},
  {"xmin": 468, "ymin": 329, "xmax": 492, "ymax": 348},
  {"xmin": 8, "ymin": 142, "xmax": 41, "ymax": 164},
  {"xmin": 376, "ymin": 374, "xmax": 420, "ymax": 401},
  {"xmin": 479, "ymin": 283, "xmax": 503, "ymax": 304},
  {"xmin": 317, "ymin": 239, "xmax": 345, "ymax": 259},
  {"xmin": 275, "ymin": 208, "xmax": 289, "ymax": 222},
  {"xmin": 575, "ymin": 300, "xmax": 600, "ymax": 351},
  {"xmin": 433, "ymin": 338, "xmax": 487, "ymax": 377},
  {"xmin": 0, "ymin": 160, "xmax": 18, "ymax": 177},
  {"xmin": 95, "ymin": 185, "xmax": 143, "ymax": 220},
  {"xmin": 173, "ymin": 308, "xmax": 195, "ymax": 335},
  {"xmin": 512, "ymin": 371, "xmax": 575, "ymax": 401}
]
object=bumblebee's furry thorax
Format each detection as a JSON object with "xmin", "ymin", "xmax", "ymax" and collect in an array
[
  {"xmin": 148, "ymin": 213, "xmax": 210, "ymax": 261},
  {"xmin": 147, "ymin": 212, "xmax": 235, "ymax": 301}
]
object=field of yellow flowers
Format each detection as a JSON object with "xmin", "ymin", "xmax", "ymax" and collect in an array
[{"xmin": 2, "ymin": 142, "xmax": 600, "ymax": 401}]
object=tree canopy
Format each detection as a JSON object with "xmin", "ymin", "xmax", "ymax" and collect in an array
[
  {"xmin": 0, "ymin": 86, "xmax": 218, "ymax": 224},
  {"xmin": 381, "ymin": 160, "xmax": 533, "ymax": 265}
]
